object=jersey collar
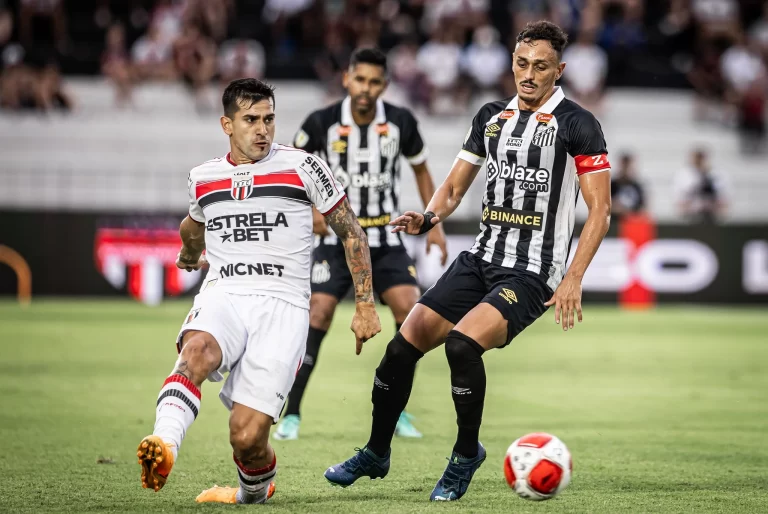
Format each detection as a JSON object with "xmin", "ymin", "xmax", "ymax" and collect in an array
[
  {"xmin": 506, "ymin": 86, "xmax": 565, "ymax": 114},
  {"xmin": 341, "ymin": 96, "xmax": 386, "ymax": 127},
  {"xmin": 225, "ymin": 144, "xmax": 276, "ymax": 166}
]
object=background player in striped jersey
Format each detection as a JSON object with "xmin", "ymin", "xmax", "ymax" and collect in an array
[
  {"xmin": 136, "ymin": 79, "xmax": 381, "ymax": 505},
  {"xmin": 325, "ymin": 21, "xmax": 612, "ymax": 501},
  {"xmin": 274, "ymin": 48, "xmax": 447, "ymax": 441}
]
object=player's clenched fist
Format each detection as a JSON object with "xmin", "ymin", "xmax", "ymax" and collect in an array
[
  {"xmin": 176, "ymin": 251, "xmax": 208, "ymax": 272},
  {"xmin": 351, "ymin": 302, "xmax": 381, "ymax": 355}
]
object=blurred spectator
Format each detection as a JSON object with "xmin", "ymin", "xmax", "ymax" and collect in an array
[
  {"xmin": 687, "ymin": 42, "xmax": 726, "ymax": 123},
  {"xmin": 422, "ymin": 0, "xmax": 488, "ymax": 34},
  {"xmin": 417, "ymin": 22, "xmax": 467, "ymax": 114},
  {"xmin": 510, "ymin": 0, "xmax": 557, "ymax": 35},
  {"xmin": 36, "ymin": 61, "xmax": 73, "ymax": 111},
  {"xmin": 738, "ymin": 80, "xmax": 766, "ymax": 155},
  {"xmin": 675, "ymin": 149, "xmax": 728, "ymax": 223},
  {"xmin": 173, "ymin": 22, "xmax": 217, "ymax": 110},
  {"xmin": 187, "ymin": 0, "xmax": 232, "ymax": 43},
  {"xmin": 218, "ymin": 39, "xmax": 266, "ymax": 83},
  {"xmin": 749, "ymin": 3, "xmax": 768, "ymax": 61},
  {"xmin": 0, "ymin": 0, "xmax": 11, "ymax": 52},
  {"xmin": 1, "ymin": 54, "xmax": 72, "ymax": 112},
  {"xmin": 264, "ymin": 0, "xmax": 315, "ymax": 56},
  {"xmin": 389, "ymin": 37, "xmax": 429, "ymax": 108},
  {"xmin": 720, "ymin": 34, "xmax": 767, "ymax": 127},
  {"xmin": 460, "ymin": 25, "xmax": 509, "ymax": 94},
  {"xmin": 19, "ymin": 0, "xmax": 68, "ymax": 54},
  {"xmin": 101, "ymin": 23, "xmax": 134, "ymax": 107},
  {"xmin": 314, "ymin": 26, "xmax": 351, "ymax": 102},
  {"xmin": 562, "ymin": 30, "xmax": 607, "ymax": 114},
  {"xmin": 150, "ymin": 0, "xmax": 187, "ymax": 49},
  {"xmin": 610, "ymin": 153, "xmax": 646, "ymax": 219},
  {"xmin": 690, "ymin": 0, "xmax": 740, "ymax": 40},
  {"xmin": 131, "ymin": 24, "xmax": 176, "ymax": 81}
]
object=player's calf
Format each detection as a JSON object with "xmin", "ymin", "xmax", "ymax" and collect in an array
[
  {"xmin": 445, "ymin": 330, "xmax": 487, "ymax": 459},
  {"xmin": 228, "ymin": 405, "xmax": 277, "ymax": 503},
  {"xmin": 139, "ymin": 330, "xmax": 221, "ymax": 491}
]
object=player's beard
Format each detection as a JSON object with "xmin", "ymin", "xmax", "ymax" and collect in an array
[{"xmin": 352, "ymin": 95, "xmax": 374, "ymax": 115}]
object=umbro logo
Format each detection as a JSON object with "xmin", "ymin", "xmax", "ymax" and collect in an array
[
  {"xmin": 485, "ymin": 123, "xmax": 501, "ymax": 138},
  {"xmin": 499, "ymin": 288, "xmax": 518, "ymax": 304},
  {"xmin": 451, "ymin": 386, "xmax": 471, "ymax": 395}
]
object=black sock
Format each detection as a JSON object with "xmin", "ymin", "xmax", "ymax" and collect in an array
[
  {"xmin": 445, "ymin": 330, "xmax": 486, "ymax": 459},
  {"xmin": 366, "ymin": 332, "xmax": 423, "ymax": 457},
  {"xmin": 284, "ymin": 326, "xmax": 327, "ymax": 417}
]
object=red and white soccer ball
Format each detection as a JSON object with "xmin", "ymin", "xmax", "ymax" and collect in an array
[{"xmin": 504, "ymin": 432, "xmax": 572, "ymax": 501}]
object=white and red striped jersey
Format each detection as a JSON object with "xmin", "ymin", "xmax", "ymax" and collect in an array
[{"xmin": 188, "ymin": 144, "xmax": 346, "ymax": 309}]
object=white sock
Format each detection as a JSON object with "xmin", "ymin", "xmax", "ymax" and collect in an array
[
  {"xmin": 153, "ymin": 374, "xmax": 201, "ymax": 460},
  {"xmin": 234, "ymin": 454, "xmax": 277, "ymax": 504}
]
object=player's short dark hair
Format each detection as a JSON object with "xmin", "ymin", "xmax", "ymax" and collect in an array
[
  {"xmin": 516, "ymin": 21, "xmax": 569, "ymax": 59},
  {"xmin": 349, "ymin": 47, "xmax": 387, "ymax": 73},
  {"xmin": 222, "ymin": 78, "xmax": 276, "ymax": 118}
]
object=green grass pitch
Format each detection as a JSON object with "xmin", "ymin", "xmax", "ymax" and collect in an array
[{"xmin": 1, "ymin": 299, "xmax": 767, "ymax": 513}]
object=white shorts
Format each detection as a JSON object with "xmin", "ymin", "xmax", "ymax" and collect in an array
[{"xmin": 177, "ymin": 288, "xmax": 308, "ymax": 422}]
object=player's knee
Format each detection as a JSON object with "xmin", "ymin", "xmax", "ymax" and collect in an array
[
  {"xmin": 178, "ymin": 332, "xmax": 221, "ymax": 382},
  {"xmin": 445, "ymin": 330, "xmax": 485, "ymax": 368},
  {"xmin": 378, "ymin": 332, "xmax": 424, "ymax": 373},
  {"xmin": 309, "ymin": 297, "xmax": 336, "ymax": 330}
]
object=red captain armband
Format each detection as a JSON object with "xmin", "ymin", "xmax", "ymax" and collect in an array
[{"xmin": 575, "ymin": 154, "xmax": 611, "ymax": 176}]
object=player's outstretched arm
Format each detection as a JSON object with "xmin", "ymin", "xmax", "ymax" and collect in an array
[
  {"xmin": 391, "ymin": 158, "xmax": 481, "ymax": 235},
  {"xmin": 545, "ymin": 171, "xmax": 611, "ymax": 331},
  {"xmin": 325, "ymin": 198, "xmax": 381, "ymax": 354},
  {"xmin": 176, "ymin": 215, "xmax": 208, "ymax": 272},
  {"xmin": 412, "ymin": 161, "xmax": 448, "ymax": 266}
]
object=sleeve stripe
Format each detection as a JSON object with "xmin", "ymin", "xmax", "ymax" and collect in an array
[
  {"xmin": 407, "ymin": 147, "xmax": 430, "ymax": 165},
  {"xmin": 457, "ymin": 150, "xmax": 484, "ymax": 165},
  {"xmin": 321, "ymin": 194, "xmax": 346, "ymax": 216}
]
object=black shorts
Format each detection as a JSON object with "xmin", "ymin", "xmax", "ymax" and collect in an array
[
  {"xmin": 311, "ymin": 240, "xmax": 418, "ymax": 300},
  {"xmin": 419, "ymin": 251, "xmax": 553, "ymax": 346}
]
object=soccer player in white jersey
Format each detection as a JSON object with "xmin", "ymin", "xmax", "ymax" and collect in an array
[{"xmin": 136, "ymin": 79, "xmax": 381, "ymax": 504}]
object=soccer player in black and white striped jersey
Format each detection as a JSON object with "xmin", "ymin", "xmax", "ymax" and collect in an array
[
  {"xmin": 325, "ymin": 22, "xmax": 613, "ymax": 501},
  {"xmin": 273, "ymin": 48, "xmax": 448, "ymax": 441}
]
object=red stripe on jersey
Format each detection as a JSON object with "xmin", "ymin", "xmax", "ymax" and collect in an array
[
  {"xmin": 253, "ymin": 171, "xmax": 303, "ymax": 187},
  {"xmin": 163, "ymin": 374, "xmax": 202, "ymax": 399},
  {"xmin": 196, "ymin": 178, "xmax": 231, "ymax": 199},
  {"xmin": 322, "ymin": 194, "xmax": 347, "ymax": 216},
  {"xmin": 575, "ymin": 153, "xmax": 611, "ymax": 176}
]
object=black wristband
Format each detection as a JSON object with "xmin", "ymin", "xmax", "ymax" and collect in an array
[{"xmin": 418, "ymin": 211, "xmax": 437, "ymax": 235}]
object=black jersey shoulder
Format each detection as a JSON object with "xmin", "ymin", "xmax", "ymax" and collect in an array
[
  {"xmin": 551, "ymin": 99, "xmax": 608, "ymax": 156},
  {"xmin": 477, "ymin": 97, "xmax": 515, "ymax": 123},
  {"xmin": 306, "ymin": 100, "xmax": 344, "ymax": 130}
]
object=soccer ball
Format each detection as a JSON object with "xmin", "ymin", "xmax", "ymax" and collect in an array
[{"xmin": 504, "ymin": 432, "xmax": 572, "ymax": 501}]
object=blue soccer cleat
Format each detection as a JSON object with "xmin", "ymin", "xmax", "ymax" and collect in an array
[
  {"xmin": 324, "ymin": 446, "xmax": 390, "ymax": 487},
  {"xmin": 429, "ymin": 442, "xmax": 486, "ymax": 501}
]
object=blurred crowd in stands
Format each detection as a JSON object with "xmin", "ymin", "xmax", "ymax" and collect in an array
[{"xmin": 0, "ymin": 0, "xmax": 765, "ymax": 149}]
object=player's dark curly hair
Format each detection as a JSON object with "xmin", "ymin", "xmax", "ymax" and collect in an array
[
  {"xmin": 516, "ymin": 21, "xmax": 569, "ymax": 59},
  {"xmin": 222, "ymin": 78, "xmax": 276, "ymax": 118},
  {"xmin": 350, "ymin": 47, "xmax": 388, "ymax": 72}
]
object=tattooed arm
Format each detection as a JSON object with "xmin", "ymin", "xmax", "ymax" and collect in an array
[
  {"xmin": 325, "ymin": 198, "xmax": 381, "ymax": 353},
  {"xmin": 176, "ymin": 215, "xmax": 208, "ymax": 271}
]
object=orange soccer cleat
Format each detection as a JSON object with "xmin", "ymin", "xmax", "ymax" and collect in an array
[
  {"xmin": 195, "ymin": 482, "xmax": 275, "ymax": 504},
  {"xmin": 137, "ymin": 435, "xmax": 175, "ymax": 492}
]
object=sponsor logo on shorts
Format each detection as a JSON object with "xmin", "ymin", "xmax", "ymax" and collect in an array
[
  {"xmin": 485, "ymin": 123, "xmax": 501, "ymax": 138},
  {"xmin": 311, "ymin": 260, "xmax": 331, "ymax": 284},
  {"xmin": 185, "ymin": 308, "xmax": 201, "ymax": 324},
  {"xmin": 357, "ymin": 213, "xmax": 391, "ymax": 228},
  {"xmin": 408, "ymin": 265, "xmax": 417, "ymax": 278},
  {"xmin": 275, "ymin": 392, "xmax": 285, "ymax": 401},
  {"xmin": 331, "ymin": 140, "xmax": 347, "ymax": 154},
  {"xmin": 499, "ymin": 288, "xmax": 518, "ymax": 304},
  {"xmin": 220, "ymin": 262, "xmax": 285, "ymax": 277},
  {"xmin": 482, "ymin": 206, "xmax": 544, "ymax": 231}
]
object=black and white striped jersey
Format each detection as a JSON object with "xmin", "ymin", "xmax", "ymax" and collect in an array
[
  {"xmin": 294, "ymin": 96, "xmax": 429, "ymax": 248},
  {"xmin": 458, "ymin": 87, "xmax": 611, "ymax": 291}
]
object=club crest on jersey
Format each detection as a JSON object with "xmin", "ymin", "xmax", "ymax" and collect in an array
[
  {"xmin": 185, "ymin": 308, "xmax": 201, "ymax": 324},
  {"xmin": 380, "ymin": 135, "xmax": 399, "ymax": 159},
  {"xmin": 231, "ymin": 178, "xmax": 252, "ymax": 201},
  {"xmin": 532, "ymin": 125, "xmax": 556, "ymax": 147}
]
